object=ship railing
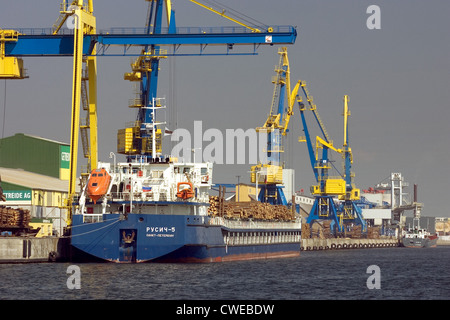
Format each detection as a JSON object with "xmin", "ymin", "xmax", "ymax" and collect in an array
[
  {"xmin": 109, "ymin": 191, "xmax": 177, "ymax": 202},
  {"xmin": 100, "ymin": 25, "xmax": 294, "ymax": 35},
  {"xmin": 209, "ymin": 216, "xmax": 299, "ymax": 230},
  {"xmin": 110, "ymin": 191, "xmax": 150, "ymax": 202},
  {"xmin": 83, "ymin": 214, "xmax": 103, "ymax": 223},
  {"xmin": 224, "ymin": 230, "xmax": 301, "ymax": 246}
]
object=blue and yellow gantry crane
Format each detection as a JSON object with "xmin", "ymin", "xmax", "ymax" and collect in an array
[
  {"xmin": 298, "ymin": 85, "xmax": 367, "ymax": 236},
  {"xmin": 0, "ymin": 0, "xmax": 297, "ymax": 226}
]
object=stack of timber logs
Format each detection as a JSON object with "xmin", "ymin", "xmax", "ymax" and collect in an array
[
  {"xmin": 208, "ymin": 197, "xmax": 295, "ymax": 221},
  {"xmin": 301, "ymin": 222, "xmax": 311, "ymax": 238},
  {"xmin": 0, "ymin": 205, "xmax": 30, "ymax": 228},
  {"xmin": 208, "ymin": 196, "xmax": 224, "ymax": 217},
  {"xmin": 305, "ymin": 220, "xmax": 382, "ymax": 239},
  {"xmin": 321, "ymin": 220, "xmax": 333, "ymax": 239},
  {"xmin": 344, "ymin": 225, "xmax": 363, "ymax": 239},
  {"xmin": 307, "ymin": 220, "xmax": 333, "ymax": 239},
  {"xmin": 367, "ymin": 226, "xmax": 381, "ymax": 239}
]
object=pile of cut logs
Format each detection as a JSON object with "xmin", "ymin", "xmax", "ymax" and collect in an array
[
  {"xmin": 367, "ymin": 226, "xmax": 380, "ymax": 239},
  {"xmin": 0, "ymin": 206, "xmax": 30, "ymax": 228},
  {"xmin": 301, "ymin": 222, "xmax": 311, "ymax": 238},
  {"xmin": 321, "ymin": 220, "xmax": 333, "ymax": 238},
  {"xmin": 304, "ymin": 220, "xmax": 382, "ymax": 239},
  {"xmin": 208, "ymin": 197, "xmax": 295, "ymax": 221},
  {"xmin": 344, "ymin": 224, "xmax": 362, "ymax": 239},
  {"xmin": 208, "ymin": 196, "xmax": 224, "ymax": 217}
]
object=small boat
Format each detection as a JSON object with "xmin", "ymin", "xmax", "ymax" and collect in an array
[
  {"xmin": 86, "ymin": 168, "xmax": 111, "ymax": 204},
  {"xmin": 176, "ymin": 182, "xmax": 194, "ymax": 200},
  {"xmin": 401, "ymin": 227, "xmax": 438, "ymax": 248},
  {"xmin": 401, "ymin": 217, "xmax": 438, "ymax": 248}
]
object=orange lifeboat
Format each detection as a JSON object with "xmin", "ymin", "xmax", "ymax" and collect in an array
[
  {"xmin": 86, "ymin": 168, "xmax": 111, "ymax": 204},
  {"xmin": 176, "ymin": 182, "xmax": 194, "ymax": 200}
]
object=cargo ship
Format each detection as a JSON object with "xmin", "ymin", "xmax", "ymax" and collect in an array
[
  {"xmin": 400, "ymin": 185, "xmax": 437, "ymax": 248},
  {"xmin": 68, "ymin": 2, "xmax": 302, "ymax": 262},
  {"xmin": 69, "ymin": 67, "xmax": 302, "ymax": 262},
  {"xmin": 69, "ymin": 53, "xmax": 302, "ymax": 262},
  {"xmin": 401, "ymin": 226, "xmax": 438, "ymax": 248},
  {"xmin": 70, "ymin": 158, "xmax": 301, "ymax": 262}
]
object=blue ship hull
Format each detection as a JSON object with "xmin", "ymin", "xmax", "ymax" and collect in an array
[{"xmin": 70, "ymin": 214, "xmax": 301, "ymax": 263}]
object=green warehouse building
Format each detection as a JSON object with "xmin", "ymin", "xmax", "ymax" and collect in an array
[
  {"xmin": 0, "ymin": 133, "xmax": 70, "ymax": 180},
  {"xmin": 0, "ymin": 133, "xmax": 74, "ymax": 235}
]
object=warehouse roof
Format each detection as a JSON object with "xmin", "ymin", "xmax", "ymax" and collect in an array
[
  {"xmin": 0, "ymin": 167, "xmax": 79, "ymax": 192},
  {"xmin": 0, "ymin": 133, "xmax": 69, "ymax": 146}
]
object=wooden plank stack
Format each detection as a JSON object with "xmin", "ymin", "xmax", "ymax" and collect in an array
[
  {"xmin": 344, "ymin": 225, "xmax": 363, "ymax": 239},
  {"xmin": 322, "ymin": 220, "xmax": 334, "ymax": 239},
  {"xmin": 301, "ymin": 222, "xmax": 311, "ymax": 238},
  {"xmin": 208, "ymin": 197, "xmax": 295, "ymax": 222},
  {"xmin": 0, "ymin": 205, "xmax": 31, "ymax": 228},
  {"xmin": 367, "ymin": 226, "xmax": 380, "ymax": 239},
  {"xmin": 307, "ymin": 221, "xmax": 376, "ymax": 239}
]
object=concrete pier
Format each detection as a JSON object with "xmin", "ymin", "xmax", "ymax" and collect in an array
[
  {"xmin": 0, "ymin": 237, "xmax": 69, "ymax": 263},
  {"xmin": 301, "ymin": 238, "xmax": 399, "ymax": 251},
  {"xmin": 437, "ymin": 238, "xmax": 450, "ymax": 246},
  {"xmin": 0, "ymin": 236, "xmax": 404, "ymax": 263}
]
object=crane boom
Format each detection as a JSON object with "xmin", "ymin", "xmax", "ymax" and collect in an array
[
  {"xmin": 261, "ymin": 47, "xmax": 299, "ymax": 135},
  {"xmin": 299, "ymin": 80, "xmax": 330, "ymax": 143}
]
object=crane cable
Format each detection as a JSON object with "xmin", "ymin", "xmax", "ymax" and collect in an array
[
  {"xmin": 169, "ymin": 56, "xmax": 177, "ymax": 151},
  {"xmin": 208, "ymin": 0, "xmax": 268, "ymax": 29},
  {"xmin": 1, "ymin": 80, "xmax": 6, "ymax": 140},
  {"xmin": 202, "ymin": 0, "xmax": 269, "ymax": 30}
]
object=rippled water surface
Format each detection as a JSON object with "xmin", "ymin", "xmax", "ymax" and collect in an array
[{"xmin": 1, "ymin": 247, "xmax": 449, "ymax": 300}]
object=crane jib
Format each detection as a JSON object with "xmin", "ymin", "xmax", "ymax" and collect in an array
[{"xmin": 4, "ymin": 27, "xmax": 297, "ymax": 56}]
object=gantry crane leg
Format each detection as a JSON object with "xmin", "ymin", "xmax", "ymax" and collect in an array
[
  {"xmin": 87, "ymin": 55, "xmax": 98, "ymax": 171},
  {"xmin": 67, "ymin": 5, "xmax": 84, "ymax": 228},
  {"xmin": 67, "ymin": 2, "xmax": 97, "ymax": 228}
]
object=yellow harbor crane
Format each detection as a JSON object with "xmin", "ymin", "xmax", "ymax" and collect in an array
[
  {"xmin": 250, "ymin": 47, "xmax": 301, "ymax": 205},
  {"xmin": 299, "ymin": 90, "xmax": 367, "ymax": 235}
]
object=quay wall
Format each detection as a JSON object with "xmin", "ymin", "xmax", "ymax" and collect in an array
[
  {"xmin": 2, "ymin": 236, "xmax": 446, "ymax": 263},
  {"xmin": 437, "ymin": 238, "xmax": 450, "ymax": 246},
  {"xmin": 301, "ymin": 238, "xmax": 399, "ymax": 251},
  {"xmin": 0, "ymin": 237, "xmax": 69, "ymax": 263}
]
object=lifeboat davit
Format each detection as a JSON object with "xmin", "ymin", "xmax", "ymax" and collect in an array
[
  {"xmin": 86, "ymin": 168, "xmax": 111, "ymax": 204},
  {"xmin": 176, "ymin": 182, "xmax": 194, "ymax": 200}
]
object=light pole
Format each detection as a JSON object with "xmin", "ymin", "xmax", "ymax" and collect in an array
[
  {"xmin": 109, "ymin": 152, "xmax": 116, "ymax": 173},
  {"xmin": 191, "ymin": 148, "xmax": 201, "ymax": 163}
]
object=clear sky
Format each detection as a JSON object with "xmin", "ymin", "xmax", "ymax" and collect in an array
[{"xmin": 1, "ymin": 0, "xmax": 450, "ymax": 217}]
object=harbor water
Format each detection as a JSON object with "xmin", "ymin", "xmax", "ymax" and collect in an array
[{"xmin": 0, "ymin": 246, "xmax": 449, "ymax": 300}]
